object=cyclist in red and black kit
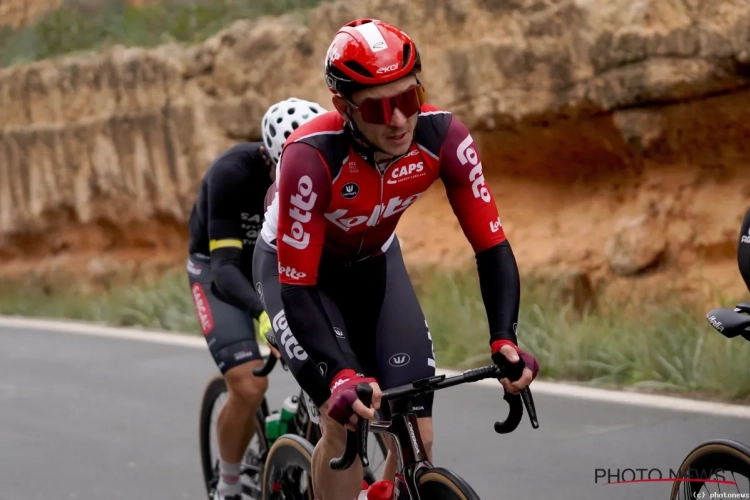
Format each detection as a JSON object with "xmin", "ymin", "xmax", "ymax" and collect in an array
[{"xmin": 252, "ymin": 19, "xmax": 540, "ymax": 500}]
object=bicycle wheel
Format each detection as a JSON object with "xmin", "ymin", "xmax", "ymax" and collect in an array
[
  {"xmin": 415, "ymin": 467, "xmax": 481, "ymax": 500},
  {"xmin": 261, "ymin": 434, "xmax": 315, "ymax": 500},
  {"xmin": 670, "ymin": 439, "xmax": 750, "ymax": 500},
  {"xmin": 199, "ymin": 373, "xmax": 269, "ymax": 499}
]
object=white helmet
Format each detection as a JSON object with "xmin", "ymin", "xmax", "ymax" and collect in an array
[{"xmin": 262, "ymin": 98, "xmax": 328, "ymax": 165}]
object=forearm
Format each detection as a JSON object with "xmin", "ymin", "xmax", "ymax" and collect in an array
[
  {"xmin": 210, "ymin": 254, "xmax": 264, "ymax": 318},
  {"xmin": 476, "ymin": 240, "xmax": 521, "ymax": 346},
  {"xmin": 280, "ymin": 283, "xmax": 352, "ymax": 385}
]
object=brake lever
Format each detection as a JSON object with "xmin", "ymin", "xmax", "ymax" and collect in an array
[
  {"xmin": 264, "ymin": 330, "xmax": 289, "ymax": 371},
  {"xmin": 520, "ymin": 387, "xmax": 539, "ymax": 429},
  {"xmin": 492, "ymin": 355, "xmax": 540, "ymax": 432}
]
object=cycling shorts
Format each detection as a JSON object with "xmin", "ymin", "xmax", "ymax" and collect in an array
[
  {"xmin": 252, "ymin": 235, "xmax": 436, "ymax": 419},
  {"xmin": 187, "ymin": 253, "xmax": 263, "ymax": 374}
]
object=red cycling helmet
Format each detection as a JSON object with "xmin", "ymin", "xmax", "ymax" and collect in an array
[{"xmin": 324, "ymin": 18, "xmax": 421, "ymax": 97}]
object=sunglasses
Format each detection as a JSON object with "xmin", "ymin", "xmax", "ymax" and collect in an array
[{"xmin": 347, "ymin": 85, "xmax": 426, "ymax": 125}]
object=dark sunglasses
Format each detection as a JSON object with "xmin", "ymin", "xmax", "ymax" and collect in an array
[{"xmin": 347, "ymin": 85, "xmax": 426, "ymax": 125}]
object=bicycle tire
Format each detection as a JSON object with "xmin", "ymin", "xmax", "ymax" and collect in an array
[
  {"xmin": 199, "ymin": 373, "xmax": 269, "ymax": 498},
  {"xmin": 261, "ymin": 434, "xmax": 315, "ymax": 500},
  {"xmin": 670, "ymin": 438, "xmax": 750, "ymax": 500},
  {"xmin": 416, "ymin": 467, "xmax": 482, "ymax": 500}
]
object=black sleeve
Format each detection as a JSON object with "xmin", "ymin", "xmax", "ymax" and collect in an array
[
  {"xmin": 206, "ymin": 160, "xmax": 264, "ymax": 318},
  {"xmin": 210, "ymin": 247, "xmax": 265, "ymax": 319},
  {"xmin": 279, "ymin": 284, "xmax": 352, "ymax": 386},
  {"xmin": 475, "ymin": 240, "xmax": 521, "ymax": 346}
]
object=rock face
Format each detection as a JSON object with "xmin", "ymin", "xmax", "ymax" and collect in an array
[
  {"xmin": 1, "ymin": 0, "xmax": 750, "ymax": 298},
  {"xmin": 605, "ymin": 213, "xmax": 666, "ymax": 276},
  {"xmin": 0, "ymin": 0, "xmax": 61, "ymax": 29}
]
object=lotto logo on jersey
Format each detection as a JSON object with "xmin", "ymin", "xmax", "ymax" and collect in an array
[
  {"xmin": 489, "ymin": 217, "xmax": 502, "ymax": 233},
  {"xmin": 282, "ymin": 175, "xmax": 317, "ymax": 250},
  {"xmin": 387, "ymin": 162, "xmax": 424, "ymax": 184},
  {"xmin": 325, "ymin": 192, "xmax": 424, "ymax": 231},
  {"xmin": 278, "ymin": 263, "xmax": 307, "ymax": 280},
  {"xmin": 456, "ymin": 134, "xmax": 491, "ymax": 203}
]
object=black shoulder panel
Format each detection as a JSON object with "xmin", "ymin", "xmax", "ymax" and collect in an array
[
  {"xmin": 295, "ymin": 131, "xmax": 350, "ymax": 180},
  {"xmin": 414, "ymin": 110, "xmax": 453, "ymax": 158}
]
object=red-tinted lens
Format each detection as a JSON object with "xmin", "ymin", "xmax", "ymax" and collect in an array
[{"xmin": 357, "ymin": 87, "xmax": 423, "ymax": 125}]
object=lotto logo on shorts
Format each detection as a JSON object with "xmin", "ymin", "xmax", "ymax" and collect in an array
[{"xmin": 191, "ymin": 283, "xmax": 214, "ymax": 335}]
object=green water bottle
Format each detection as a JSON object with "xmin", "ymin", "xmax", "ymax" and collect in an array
[
  {"xmin": 265, "ymin": 396, "xmax": 299, "ymax": 447},
  {"xmin": 265, "ymin": 411, "xmax": 282, "ymax": 447}
]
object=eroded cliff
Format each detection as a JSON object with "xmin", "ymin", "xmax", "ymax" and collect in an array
[
  {"xmin": 0, "ymin": 0, "xmax": 61, "ymax": 29},
  {"xmin": 1, "ymin": 0, "xmax": 749, "ymax": 301}
]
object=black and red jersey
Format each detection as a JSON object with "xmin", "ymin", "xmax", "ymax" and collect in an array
[{"xmin": 260, "ymin": 103, "xmax": 507, "ymax": 285}]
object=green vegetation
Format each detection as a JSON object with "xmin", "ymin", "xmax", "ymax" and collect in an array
[
  {"xmin": 419, "ymin": 270, "xmax": 750, "ymax": 403},
  {"xmin": 0, "ymin": 0, "xmax": 329, "ymax": 68},
  {"xmin": 0, "ymin": 270, "xmax": 199, "ymax": 332},
  {"xmin": 1, "ymin": 265, "xmax": 748, "ymax": 403}
]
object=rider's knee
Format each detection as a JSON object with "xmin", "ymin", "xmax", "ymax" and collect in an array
[{"xmin": 224, "ymin": 361, "xmax": 268, "ymax": 407}]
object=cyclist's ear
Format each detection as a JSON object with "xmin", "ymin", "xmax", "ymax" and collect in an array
[{"xmin": 332, "ymin": 95, "xmax": 350, "ymax": 122}]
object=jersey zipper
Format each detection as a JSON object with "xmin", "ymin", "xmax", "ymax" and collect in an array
[{"xmin": 355, "ymin": 160, "xmax": 389, "ymax": 259}]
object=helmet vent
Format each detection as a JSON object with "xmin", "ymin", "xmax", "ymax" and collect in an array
[
  {"xmin": 344, "ymin": 60, "xmax": 373, "ymax": 78},
  {"xmin": 402, "ymin": 44, "xmax": 411, "ymax": 68}
]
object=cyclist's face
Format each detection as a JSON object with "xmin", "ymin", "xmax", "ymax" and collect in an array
[{"xmin": 337, "ymin": 75, "xmax": 420, "ymax": 157}]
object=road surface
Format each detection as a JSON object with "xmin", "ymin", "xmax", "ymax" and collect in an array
[{"xmin": 0, "ymin": 321, "xmax": 748, "ymax": 500}]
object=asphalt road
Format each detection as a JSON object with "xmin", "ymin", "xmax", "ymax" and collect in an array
[{"xmin": 1, "ymin": 324, "xmax": 749, "ymax": 500}]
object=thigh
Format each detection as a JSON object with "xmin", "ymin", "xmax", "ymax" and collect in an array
[
  {"xmin": 187, "ymin": 254, "xmax": 262, "ymax": 374},
  {"xmin": 375, "ymin": 237, "xmax": 436, "ymax": 418}
]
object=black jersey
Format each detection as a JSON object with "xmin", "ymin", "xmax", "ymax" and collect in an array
[{"xmin": 188, "ymin": 142, "xmax": 273, "ymax": 318}]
